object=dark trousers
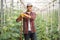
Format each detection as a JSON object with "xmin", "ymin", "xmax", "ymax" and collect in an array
[{"xmin": 24, "ymin": 31, "xmax": 37, "ymax": 40}]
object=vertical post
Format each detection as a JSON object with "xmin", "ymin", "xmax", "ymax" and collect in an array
[
  {"xmin": 1, "ymin": 0, "xmax": 4, "ymax": 27},
  {"xmin": 11, "ymin": 0, "xmax": 13, "ymax": 17},
  {"xmin": 0, "ymin": 0, "xmax": 1, "ymax": 27},
  {"xmin": 19, "ymin": 0, "xmax": 23, "ymax": 40},
  {"xmin": 58, "ymin": 0, "xmax": 60, "ymax": 40},
  {"xmin": 48, "ymin": 3, "xmax": 50, "ymax": 33},
  {"xmin": 46, "ymin": 6, "xmax": 49, "ymax": 35},
  {"xmin": 20, "ymin": 21, "xmax": 23, "ymax": 40}
]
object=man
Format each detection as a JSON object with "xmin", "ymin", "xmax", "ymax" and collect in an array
[{"xmin": 16, "ymin": 3, "xmax": 37, "ymax": 40}]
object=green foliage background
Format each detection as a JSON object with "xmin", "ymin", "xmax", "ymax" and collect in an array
[{"xmin": 0, "ymin": 9, "xmax": 59, "ymax": 40}]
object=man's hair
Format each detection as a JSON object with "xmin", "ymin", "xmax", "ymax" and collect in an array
[{"xmin": 27, "ymin": 3, "xmax": 33, "ymax": 8}]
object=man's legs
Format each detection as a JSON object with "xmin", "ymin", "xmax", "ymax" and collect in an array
[
  {"xmin": 24, "ymin": 34, "xmax": 29, "ymax": 40},
  {"xmin": 24, "ymin": 31, "xmax": 37, "ymax": 40},
  {"xmin": 30, "ymin": 33, "xmax": 37, "ymax": 40}
]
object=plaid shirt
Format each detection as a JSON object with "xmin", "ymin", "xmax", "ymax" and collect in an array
[{"xmin": 16, "ymin": 12, "xmax": 36, "ymax": 34}]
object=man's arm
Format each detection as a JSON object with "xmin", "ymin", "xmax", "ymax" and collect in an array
[
  {"xmin": 23, "ymin": 12, "xmax": 36, "ymax": 20},
  {"xmin": 16, "ymin": 14, "xmax": 22, "ymax": 22},
  {"xmin": 30, "ymin": 13, "xmax": 36, "ymax": 20},
  {"xmin": 16, "ymin": 13, "xmax": 29, "ymax": 22},
  {"xmin": 23, "ymin": 14, "xmax": 31, "ymax": 19},
  {"xmin": 16, "ymin": 12, "xmax": 36, "ymax": 22}
]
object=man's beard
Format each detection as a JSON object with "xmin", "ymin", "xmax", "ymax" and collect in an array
[{"xmin": 27, "ymin": 9, "xmax": 32, "ymax": 12}]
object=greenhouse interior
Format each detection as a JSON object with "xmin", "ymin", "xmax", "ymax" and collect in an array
[{"xmin": 0, "ymin": 0, "xmax": 60, "ymax": 40}]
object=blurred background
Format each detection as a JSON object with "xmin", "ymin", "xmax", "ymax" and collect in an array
[{"xmin": 0, "ymin": 0, "xmax": 60, "ymax": 40}]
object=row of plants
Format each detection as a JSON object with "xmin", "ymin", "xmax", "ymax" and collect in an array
[{"xmin": 0, "ymin": 9, "xmax": 59, "ymax": 40}]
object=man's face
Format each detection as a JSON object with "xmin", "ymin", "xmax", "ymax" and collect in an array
[{"xmin": 27, "ymin": 6, "xmax": 32, "ymax": 12}]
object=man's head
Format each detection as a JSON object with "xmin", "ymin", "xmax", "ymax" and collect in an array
[{"xmin": 27, "ymin": 3, "xmax": 33, "ymax": 12}]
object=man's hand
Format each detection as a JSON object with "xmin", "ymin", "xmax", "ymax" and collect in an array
[
  {"xmin": 24, "ymin": 14, "xmax": 31, "ymax": 18},
  {"xmin": 21, "ymin": 13, "xmax": 31, "ymax": 18},
  {"xmin": 16, "ymin": 15, "xmax": 22, "ymax": 22}
]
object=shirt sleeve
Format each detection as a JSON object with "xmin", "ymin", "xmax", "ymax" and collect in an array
[
  {"xmin": 23, "ymin": 12, "xmax": 36, "ymax": 20},
  {"xmin": 16, "ymin": 15, "xmax": 22, "ymax": 22},
  {"xmin": 30, "ymin": 12, "xmax": 36, "ymax": 20}
]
